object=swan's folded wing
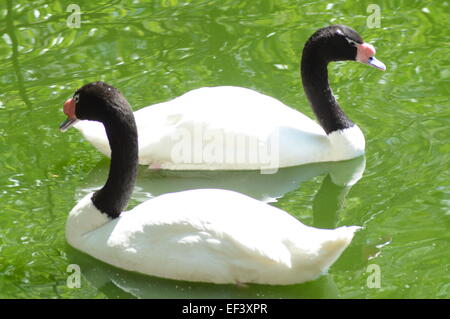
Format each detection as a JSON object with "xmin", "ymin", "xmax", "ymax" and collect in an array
[{"xmin": 102, "ymin": 189, "xmax": 305, "ymax": 283}]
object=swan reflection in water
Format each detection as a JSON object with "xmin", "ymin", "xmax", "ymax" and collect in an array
[
  {"xmin": 76, "ymin": 155, "xmax": 365, "ymax": 205},
  {"xmin": 68, "ymin": 156, "xmax": 367, "ymax": 298}
]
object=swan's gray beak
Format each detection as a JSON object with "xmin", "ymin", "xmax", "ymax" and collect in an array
[
  {"xmin": 365, "ymin": 56, "xmax": 386, "ymax": 71},
  {"xmin": 356, "ymin": 43, "xmax": 386, "ymax": 71},
  {"xmin": 60, "ymin": 118, "xmax": 78, "ymax": 132}
]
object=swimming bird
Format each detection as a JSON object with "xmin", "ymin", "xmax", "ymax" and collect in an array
[
  {"xmin": 61, "ymin": 25, "xmax": 385, "ymax": 171},
  {"xmin": 61, "ymin": 81, "xmax": 361, "ymax": 285}
]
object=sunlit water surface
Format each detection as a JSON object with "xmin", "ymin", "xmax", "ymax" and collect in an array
[{"xmin": 0, "ymin": 0, "xmax": 448, "ymax": 298}]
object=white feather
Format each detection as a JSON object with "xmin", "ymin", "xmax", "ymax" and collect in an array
[
  {"xmin": 74, "ymin": 86, "xmax": 364, "ymax": 170},
  {"xmin": 67, "ymin": 189, "xmax": 360, "ymax": 285}
]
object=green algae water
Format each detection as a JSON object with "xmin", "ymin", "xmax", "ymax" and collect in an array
[{"xmin": 0, "ymin": 0, "xmax": 449, "ymax": 298}]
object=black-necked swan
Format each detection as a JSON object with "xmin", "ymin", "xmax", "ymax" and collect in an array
[
  {"xmin": 61, "ymin": 81, "xmax": 361, "ymax": 285},
  {"xmin": 60, "ymin": 25, "xmax": 385, "ymax": 171}
]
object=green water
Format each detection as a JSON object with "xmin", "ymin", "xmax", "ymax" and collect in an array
[{"xmin": 0, "ymin": 0, "xmax": 449, "ymax": 299}]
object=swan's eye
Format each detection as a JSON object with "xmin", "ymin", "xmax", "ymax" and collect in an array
[
  {"xmin": 73, "ymin": 94, "xmax": 79, "ymax": 103},
  {"xmin": 345, "ymin": 37, "xmax": 358, "ymax": 46}
]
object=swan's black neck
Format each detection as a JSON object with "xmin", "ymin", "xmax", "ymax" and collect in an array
[
  {"xmin": 301, "ymin": 46, "xmax": 354, "ymax": 134},
  {"xmin": 91, "ymin": 106, "xmax": 138, "ymax": 219}
]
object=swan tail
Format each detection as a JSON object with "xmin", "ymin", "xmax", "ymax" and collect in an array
[{"xmin": 317, "ymin": 226, "xmax": 361, "ymax": 273}]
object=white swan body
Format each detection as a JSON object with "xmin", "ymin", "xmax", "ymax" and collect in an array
[
  {"xmin": 67, "ymin": 189, "xmax": 360, "ymax": 285},
  {"xmin": 74, "ymin": 86, "xmax": 365, "ymax": 170},
  {"xmin": 61, "ymin": 25, "xmax": 382, "ymax": 285}
]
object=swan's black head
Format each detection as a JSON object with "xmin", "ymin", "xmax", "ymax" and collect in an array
[
  {"xmin": 60, "ymin": 81, "xmax": 133, "ymax": 131},
  {"xmin": 316, "ymin": 25, "xmax": 362, "ymax": 61},
  {"xmin": 303, "ymin": 25, "xmax": 385, "ymax": 70},
  {"xmin": 60, "ymin": 81, "xmax": 138, "ymax": 219},
  {"xmin": 301, "ymin": 25, "xmax": 386, "ymax": 135}
]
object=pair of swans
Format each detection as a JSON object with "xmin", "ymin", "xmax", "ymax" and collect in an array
[{"xmin": 60, "ymin": 25, "xmax": 385, "ymax": 285}]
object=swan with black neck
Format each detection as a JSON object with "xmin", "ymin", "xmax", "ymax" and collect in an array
[
  {"xmin": 61, "ymin": 25, "xmax": 385, "ymax": 171},
  {"xmin": 60, "ymin": 81, "xmax": 361, "ymax": 285}
]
